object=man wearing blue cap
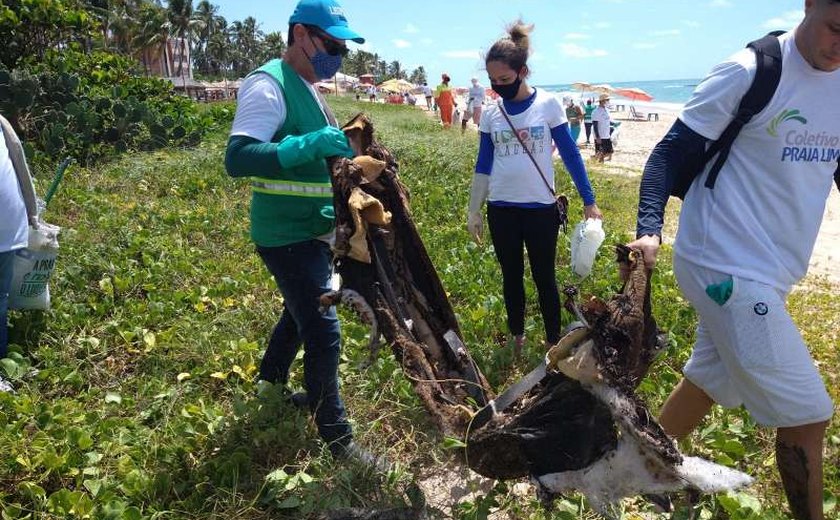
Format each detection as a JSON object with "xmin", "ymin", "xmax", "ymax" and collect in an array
[{"xmin": 225, "ymin": 0, "xmax": 377, "ymax": 465}]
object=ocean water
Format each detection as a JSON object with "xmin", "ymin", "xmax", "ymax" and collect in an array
[{"xmin": 539, "ymin": 78, "xmax": 703, "ymax": 111}]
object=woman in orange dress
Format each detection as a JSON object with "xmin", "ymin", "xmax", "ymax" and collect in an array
[{"xmin": 434, "ymin": 73, "xmax": 456, "ymax": 128}]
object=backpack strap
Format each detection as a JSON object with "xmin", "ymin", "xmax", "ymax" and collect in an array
[{"xmin": 703, "ymin": 31, "xmax": 784, "ymax": 190}]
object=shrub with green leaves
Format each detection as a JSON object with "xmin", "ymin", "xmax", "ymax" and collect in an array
[{"xmin": 0, "ymin": 50, "xmax": 231, "ymax": 166}]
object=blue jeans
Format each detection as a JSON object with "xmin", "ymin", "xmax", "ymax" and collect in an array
[
  {"xmin": 0, "ymin": 250, "xmax": 15, "ymax": 359},
  {"xmin": 256, "ymin": 240, "xmax": 352, "ymax": 449}
]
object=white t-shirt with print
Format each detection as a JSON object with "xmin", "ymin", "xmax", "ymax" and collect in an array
[
  {"xmin": 479, "ymin": 88, "xmax": 567, "ymax": 205},
  {"xmin": 0, "ymin": 125, "xmax": 28, "ymax": 253},
  {"xmin": 591, "ymin": 106, "xmax": 611, "ymax": 139},
  {"xmin": 675, "ymin": 30, "xmax": 840, "ymax": 290},
  {"xmin": 230, "ymin": 70, "xmax": 328, "ymax": 142},
  {"xmin": 421, "ymin": 85, "xmax": 433, "ymax": 97}
]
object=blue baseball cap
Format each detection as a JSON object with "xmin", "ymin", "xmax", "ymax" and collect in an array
[{"xmin": 289, "ymin": 0, "xmax": 365, "ymax": 44}]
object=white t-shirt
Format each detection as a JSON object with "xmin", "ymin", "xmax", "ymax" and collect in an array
[
  {"xmin": 0, "ymin": 125, "xmax": 28, "ymax": 253},
  {"xmin": 591, "ymin": 106, "xmax": 611, "ymax": 139},
  {"xmin": 675, "ymin": 30, "xmax": 840, "ymax": 290},
  {"xmin": 230, "ymin": 70, "xmax": 328, "ymax": 142},
  {"xmin": 467, "ymin": 83, "xmax": 485, "ymax": 108},
  {"xmin": 421, "ymin": 85, "xmax": 432, "ymax": 97},
  {"xmin": 479, "ymin": 88, "xmax": 567, "ymax": 205}
]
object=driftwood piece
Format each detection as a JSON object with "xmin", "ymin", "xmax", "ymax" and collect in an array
[{"xmin": 329, "ymin": 114, "xmax": 491, "ymax": 437}]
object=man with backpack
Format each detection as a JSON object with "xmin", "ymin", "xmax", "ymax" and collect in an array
[{"xmin": 628, "ymin": 1, "xmax": 839, "ymax": 518}]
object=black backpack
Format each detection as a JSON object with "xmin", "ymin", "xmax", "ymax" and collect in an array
[{"xmin": 671, "ymin": 31, "xmax": 785, "ymax": 199}]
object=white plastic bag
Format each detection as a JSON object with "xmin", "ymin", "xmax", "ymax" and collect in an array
[
  {"xmin": 9, "ymin": 219, "xmax": 60, "ymax": 310},
  {"xmin": 570, "ymin": 218, "xmax": 605, "ymax": 278}
]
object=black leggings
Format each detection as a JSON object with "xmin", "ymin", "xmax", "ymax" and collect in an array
[{"xmin": 487, "ymin": 204, "xmax": 562, "ymax": 344}]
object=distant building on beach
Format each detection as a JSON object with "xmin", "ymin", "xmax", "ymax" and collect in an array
[{"xmin": 146, "ymin": 36, "xmax": 193, "ymax": 80}]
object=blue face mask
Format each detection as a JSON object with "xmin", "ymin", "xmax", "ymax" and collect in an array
[
  {"xmin": 307, "ymin": 34, "xmax": 344, "ymax": 80},
  {"xmin": 310, "ymin": 50, "xmax": 342, "ymax": 80}
]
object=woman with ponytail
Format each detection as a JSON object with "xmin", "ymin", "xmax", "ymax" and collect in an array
[{"xmin": 466, "ymin": 20, "xmax": 602, "ymax": 355}]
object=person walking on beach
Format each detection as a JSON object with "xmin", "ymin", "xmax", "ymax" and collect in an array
[
  {"xmin": 591, "ymin": 93, "xmax": 613, "ymax": 162},
  {"xmin": 0, "ymin": 115, "xmax": 30, "ymax": 393},
  {"xmin": 461, "ymin": 77, "xmax": 486, "ymax": 133},
  {"xmin": 421, "ymin": 81, "xmax": 433, "ymax": 110},
  {"xmin": 467, "ymin": 20, "xmax": 602, "ymax": 355},
  {"xmin": 435, "ymin": 73, "xmax": 456, "ymax": 128},
  {"xmin": 583, "ymin": 99, "xmax": 594, "ymax": 145},
  {"xmin": 224, "ymin": 0, "xmax": 380, "ymax": 468},
  {"xmin": 565, "ymin": 99, "xmax": 583, "ymax": 144},
  {"xmin": 628, "ymin": 1, "xmax": 840, "ymax": 518},
  {"xmin": 366, "ymin": 83, "xmax": 377, "ymax": 102}
]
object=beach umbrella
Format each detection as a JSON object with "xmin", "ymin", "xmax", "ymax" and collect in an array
[
  {"xmin": 590, "ymin": 84, "xmax": 615, "ymax": 94},
  {"xmin": 571, "ymin": 81, "xmax": 592, "ymax": 92},
  {"xmin": 378, "ymin": 78, "xmax": 415, "ymax": 93},
  {"xmin": 614, "ymin": 87, "xmax": 654, "ymax": 102}
]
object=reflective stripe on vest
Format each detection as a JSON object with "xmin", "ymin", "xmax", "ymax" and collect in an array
[{"xmin": 250, "ymin": 177, "xmax": 333, "ymax": 197}]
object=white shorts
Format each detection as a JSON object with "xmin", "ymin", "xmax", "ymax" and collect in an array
[{"xmin": 673, "ymin": 254, "xmax": 833, "ymax": 427}]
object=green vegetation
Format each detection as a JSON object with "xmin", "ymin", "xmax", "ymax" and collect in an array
[
  {"xmin": 1, "ymin": 51, "xmax": 233, "ymax": 166},
  {"xmin": 0, "ymin": 1, "xmax": 233, "ymax": 167},
  {"xmin": 2, "ymin": 97, "xmax": 838, "ymax": 519},
  {"xmin": 0, "ymin": 0, "xmax": 423, "ymax": 170}
]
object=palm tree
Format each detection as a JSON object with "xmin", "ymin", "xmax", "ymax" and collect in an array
[
  {"xmin": 375, "ymin": 59, "xmax": 387, "ymax": 80},
  {"xmin": 387, "ymin": 60, "xmax": 404, "ymax": 80},
  {"xmin": 409, "ymin": 66, "xmax": 426, "ymax": 85},
  {"xmin": 83, "ymin": 0, "xmax": 112, "ymax": 48},
  {"xmin": 347, "ymin": 50, "xmax": 376, "ymax": 77},
  {"xmin": 206, "ymin": 25, "xmax": 230, "ymax": 76},
  {"xmin": 259, "ymin": 31, "xmax": 286, "ymax": 64},
  {"xmin": 194, "ymin": 1, "xmax": 218, "ymax": 39},
  {"xmin": 133, "ymin": 2, "xmax": 169, "ymax": 75},
  {"xmin": 232, "ymin": 16, "xmax": 263, "ymax": 76},
  {"xmin": 165, "ymin": 0, "xmax": 201, "ymax": 80},
  {"xmin": 108, "ymin": 0, "xmax": 141, "ymax": 54},
  {"xmin": 193, "ymin": 0, "xmax": 218, "ymax": 74}
]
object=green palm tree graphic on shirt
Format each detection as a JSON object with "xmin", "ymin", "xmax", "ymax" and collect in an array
[{"xmin": 767, "ymin": 109, "xmax": 808, "ymax": 137}]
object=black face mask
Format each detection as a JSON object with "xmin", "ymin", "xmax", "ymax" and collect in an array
[{"xmin": 491, "ymin": 75, "xmax": 522, "ymax": 100}]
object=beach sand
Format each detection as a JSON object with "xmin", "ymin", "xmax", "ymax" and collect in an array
[{"xmin": 431, "ymin": 98, "xmax": 840, "ymax": 286}]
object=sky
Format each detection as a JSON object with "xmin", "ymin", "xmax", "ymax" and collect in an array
[{"xmin": 210, "ymin": 0, "xmax": 807, "ymax": 86}]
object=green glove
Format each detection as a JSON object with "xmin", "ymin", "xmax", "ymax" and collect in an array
[{"xmin": 275, "ymin": 126, "xmax": 354, "ymax": 169}]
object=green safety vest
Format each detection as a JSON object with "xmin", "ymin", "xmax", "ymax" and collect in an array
[{"xmin": 247, "ymin": 59, "xmax": 335, "ymax": 247}]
